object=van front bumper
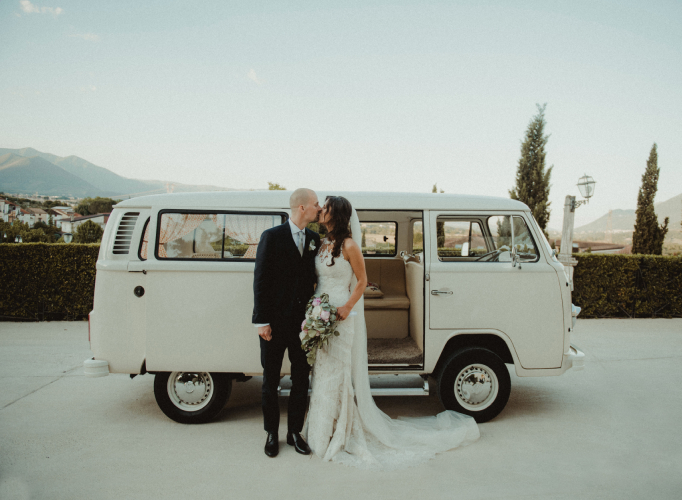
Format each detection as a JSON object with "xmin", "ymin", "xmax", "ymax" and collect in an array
[{"xmin": 565, "ymin": 344, "xmax": 585, "ymax": 371}]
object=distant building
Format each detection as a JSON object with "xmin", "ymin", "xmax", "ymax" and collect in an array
[
  {"xmin": 25, "ymin": 208, "xmax": 50, "ymax": 224},
  {"xmin": 51, "ymin": 207, "xmax": 78, "ymax": 229},
  {"xmin": 60, "ymin": 213, "xmax": 110, "ymax": 234},
  {"xmin": 556, "ymin": 239, "xmax": 626, "ymax": 254},
  {"xmin": 0, "ymin": 198, "xmax": 20, "ymax": 223}
]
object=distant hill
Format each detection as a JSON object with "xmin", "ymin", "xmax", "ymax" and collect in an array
[
  {"xmin": 575, "ymin": 208, "xmax": 637, "ymax": 233},
  {"xmin": 575, "ymin": 193, "xmax": 682, "ymax": 235},
  {"xmin": 0, "ymin": 153, "xmax": 105, "ymax": 197},
  {"xmin": 0, "ymin": 147, "xmax": 160, "ymax": 196},
  {"xmin": 0, "ymin": 147, "xmax": 241, "ymax": 198}
]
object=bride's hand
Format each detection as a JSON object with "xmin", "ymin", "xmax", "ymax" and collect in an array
[{"xmin": 336, "ymin": 304, "xmax": 352, "ymax": 321}]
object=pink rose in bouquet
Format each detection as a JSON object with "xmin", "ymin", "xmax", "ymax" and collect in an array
[
  {"xmin": 320, "ymin": 310, "xmax": 330, "ymax": 322},
  {"xmin": 312, "ymin": 297, "xmax": 322, "ymax": 307}
]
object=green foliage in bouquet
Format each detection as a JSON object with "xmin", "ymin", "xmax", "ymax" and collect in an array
[{"xmin": 300, "ymin": 293, "xmax": 340, "ymax": 366}]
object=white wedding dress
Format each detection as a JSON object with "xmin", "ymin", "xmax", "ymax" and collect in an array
[{"xmin": 302, "ymin": 210, "xmax": 479, "ymax": 469}]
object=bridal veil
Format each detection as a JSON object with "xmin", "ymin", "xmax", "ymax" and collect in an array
[{"xmin": 331, "ymin": 209, "xmax": 480, "ymax": 469}]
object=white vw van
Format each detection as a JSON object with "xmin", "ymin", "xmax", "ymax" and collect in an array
[{"xmin": 85, "ymin": 191, "xmax": 584, "ymax": 424}]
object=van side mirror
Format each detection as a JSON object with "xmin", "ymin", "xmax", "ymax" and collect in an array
[{"xmin": 511, "ymin": 248, "xmax": 522, "ymax": 270}]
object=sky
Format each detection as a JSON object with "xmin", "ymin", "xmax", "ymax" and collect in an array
[{"xmin": 1, "ymin": 0, "xmax": 681, "ymax": 229}]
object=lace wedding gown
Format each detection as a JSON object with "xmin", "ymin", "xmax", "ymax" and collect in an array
[{"xmin": 302, "ymin": 211, "xmax": 480, "ymax": 469}]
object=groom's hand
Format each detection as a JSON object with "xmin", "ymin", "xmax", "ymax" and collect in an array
[{"xmin": 258, "ymin": 325, "xmax": 272, "ymax": 341}]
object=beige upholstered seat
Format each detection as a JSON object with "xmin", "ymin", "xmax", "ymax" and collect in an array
[
  {"xmin": 364, "ymin": 259, "xmax": 410, "ymax": 339},
  {"xmin": 364, "ymin": 295, "xmax": 410, "ymax": 310}
]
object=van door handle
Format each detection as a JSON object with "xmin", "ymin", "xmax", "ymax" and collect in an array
[{"xmin": 431, "ymin": 290, "xmax": 453, "ymax": 295}]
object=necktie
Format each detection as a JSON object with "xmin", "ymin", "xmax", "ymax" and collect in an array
[{"xmin": 297, "ymin": 231, "xmax": 304, "ymax": 256}]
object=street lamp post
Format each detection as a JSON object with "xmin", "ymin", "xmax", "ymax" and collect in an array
[{"xmin": 558, "ymin": 175, "xmax": 596, "ymax": 290}]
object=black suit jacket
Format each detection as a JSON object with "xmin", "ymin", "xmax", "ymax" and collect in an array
[{"xmin": 252, "ymin": 222, "xmax": 320, "ymax": 330}]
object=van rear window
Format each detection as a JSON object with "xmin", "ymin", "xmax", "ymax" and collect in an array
[{"xmin": 155, "ymin": 212, "xmax": 285, "ymax": 260}]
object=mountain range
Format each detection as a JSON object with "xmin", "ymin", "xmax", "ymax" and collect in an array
[
  {"xmin": 0, "ymin": 147, "xmax": 238, "ymax": 198},
  {"xmin": 2, "ymin": 146, "xmax": 679, "ymax": 240},
  {"xmin": 574, "ymin": 193, "xmax": 682, "ymax": 236}
]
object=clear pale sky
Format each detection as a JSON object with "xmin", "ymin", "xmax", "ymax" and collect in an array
[{"xmin": 1, "ymin": 0, "xmax": 680, "ymax": 228}]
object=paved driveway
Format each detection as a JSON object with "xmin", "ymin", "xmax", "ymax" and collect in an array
[{"xmin": 1, "ymin": 319, "xmax": 681, "ymax": 500}]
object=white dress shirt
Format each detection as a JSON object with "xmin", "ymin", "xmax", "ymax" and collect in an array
[{"xmin": 254, "ymin": 219, "xmax": 307, "ymax": 328}]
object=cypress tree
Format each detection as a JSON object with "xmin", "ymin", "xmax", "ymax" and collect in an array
[
  {"xmin": 509, "ymin": 104, "xmax": 553, "ymax": 232},
  {"xmin": 632, "ymin": 143, "xmax": 669, "ymax": 255}
]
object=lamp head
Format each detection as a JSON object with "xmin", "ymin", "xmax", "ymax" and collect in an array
[{"xmin": 577, "ymin": 174, "xmax": 596, "ymax": 200}]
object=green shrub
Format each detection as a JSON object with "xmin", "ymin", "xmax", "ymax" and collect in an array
[
  {"xmin": 74, "ymin": 220, "xmax": 104, "ymax": 243},
  {"xmin": 573, "ymin": 254, "xmax": 682, "ymax": 318},
  {"xmin": 0, "ymin": 243, "xmax": 100, "ymax": 320},
  {"xmin": 1, "ymin": 244, "xmax": 680, "ymax": 322}
]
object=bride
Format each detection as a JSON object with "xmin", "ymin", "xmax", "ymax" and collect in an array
[{"xmin": 302, "ymin": 196, "xmax": 480, "ymax": 469}]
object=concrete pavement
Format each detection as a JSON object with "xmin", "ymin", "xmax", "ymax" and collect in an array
[{"xmin": 1, "ymin": 319, "xmax": 681, "ymax": 500}]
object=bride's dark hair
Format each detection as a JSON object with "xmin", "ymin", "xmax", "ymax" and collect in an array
[{"xmin": 324, "ymin": 196, "xmax": 352, "ymax": 267}]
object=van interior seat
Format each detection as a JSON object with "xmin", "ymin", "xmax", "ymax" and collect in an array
[
  {"xmin": 364, "ymin": 295, "xmax": 410, "ymax": 310},
  {"xmin": 365, "ymin": 259, "xmax": 424, "ymax": 365},
  {"xmin": 404, "ymin": 261, "xmax": 424, "ymax": 352},
  {"xmin": 363, "ymin": 259, "xmax": 409, "ymax": 339}
]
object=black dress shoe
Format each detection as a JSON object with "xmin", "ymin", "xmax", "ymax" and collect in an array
[
  {"xmin": 287, "ymin": 432, "xmax": 312, "ymax": 455},
  {"xmin": 264, "ymin": 432, "xmax": 279, "ymax": 457}
]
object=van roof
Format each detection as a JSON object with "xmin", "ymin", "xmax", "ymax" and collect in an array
[{"xmin": 114, "ymin": 191, "xmax": 530, "ymax": 212}]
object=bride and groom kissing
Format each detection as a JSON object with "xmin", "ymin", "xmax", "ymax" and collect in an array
[{"xmin": 252, "ymin": 188, "xmax": 479, "ymax": 469}]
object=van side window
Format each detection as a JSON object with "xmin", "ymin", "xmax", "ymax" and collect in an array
[
  {"xmin": 436, "ymin": 218, "xmax": 487, "ymax": 260},
  {"xmin": 156, "ymin": 212, "xmax": 285, "ymax": 260},
  {"xmin": 360, "ymin": 222, "xmax": 396, "ymax": 256},
  {"xmin": 486, "ymin": 216, "xmax": 512, "ymax": 254},
  {"xmin": 484, "ymin": 215, "xmax": 539, "ymax": 263},
  {"xmin": 511, "ymin": 216, "xmax": 539, "ymax": 262},
  {"xmin": 138, "ymin": 218, "xmax": 150, "ymax": 260}
]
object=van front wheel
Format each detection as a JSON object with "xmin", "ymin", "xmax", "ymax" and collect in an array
[
  {"xmin": 437, "ymin": 348, "xmax": 511, "ymax": 423},
  {"xmin": 153, "ymin": 371, "xmax": 232, "ymax": 424}
]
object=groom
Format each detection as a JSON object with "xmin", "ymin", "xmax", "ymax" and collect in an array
[{"xmin": 252, "ymin": 188, "xmax": 322, "ymax": 457}]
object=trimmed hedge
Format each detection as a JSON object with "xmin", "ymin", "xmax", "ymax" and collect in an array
[
  {"xmin": 0, "ymin": 243, "xmax": 100, "ymax": 321},
  {"xmin": 1, "ymin": 245, "xmax": 680, "ymax": 321},
  {"xmin": 573, "ymin": 254, "xmax": 682, "ymax": 318}
]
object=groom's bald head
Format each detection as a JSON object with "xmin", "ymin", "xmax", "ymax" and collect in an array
[
  {"xmin": 289, "ymin": 188, "xmax": 315, "ymax": 209},
  {"xmin": 290, "ymin": 188, "xmax": 321, "ymax": 225}
]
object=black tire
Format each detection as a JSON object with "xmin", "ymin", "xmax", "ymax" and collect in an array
[
  {"xmin": 153, "ymin": 371, "xmax": 232, "ymax": 424},
  {"xmin": 437, "ymin": 347, "xmax": 511, "ymax": 423}
]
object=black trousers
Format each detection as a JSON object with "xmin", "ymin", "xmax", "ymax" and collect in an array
[{"xmin": 260, "ymin": 316, "xmax": 310, "ymax": 434}]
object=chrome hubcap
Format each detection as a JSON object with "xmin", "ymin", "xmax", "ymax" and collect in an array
[
  {"xmin": 454, "ymin": 364, "xmax": 498, "ymax": 411},
  {"xmin": 167, "ymin": 372, "xmax": 213, "ymax": 411}
]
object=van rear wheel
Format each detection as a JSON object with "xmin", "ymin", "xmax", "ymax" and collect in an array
[
  {"xmin": 153, "ymin": 371, "xmax": 232, "ymax": 424},
  {"xmin": 437, "ymin": 348, "xmax": 511, "ymax": 423}
]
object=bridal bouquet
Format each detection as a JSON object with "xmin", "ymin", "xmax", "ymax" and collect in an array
[{"xmin": 299, "ymin": 293, "xmax": 340, "ymax": 366}]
